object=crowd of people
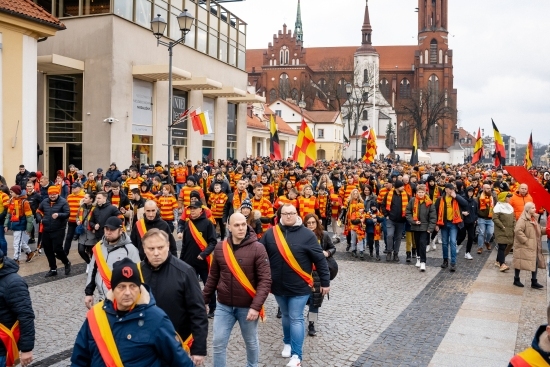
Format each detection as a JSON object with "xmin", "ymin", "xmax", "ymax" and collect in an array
[{"xmin": 1, "ymin": 157, "xmax": 550, "ymax": 366}]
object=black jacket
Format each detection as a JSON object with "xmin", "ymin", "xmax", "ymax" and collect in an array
[
  {"xmin": 222, "ymin": 190, "xmax": 252, "ymax": 223},
  {"xmin": 461, "ymin": 195, "xmax": 479, "ymax": 225},
  {"xmin": 0, "ymin": 257, "xmax": 35, "ymax": 355},
  {"xmin": 381, "ymin": 190, "xmax": 409, "ymax": 223},
  {"xmin": 130, "ymin": 212, "xmax": 178, "ymax": 259},
  {"xmin": 178, "ymin": 212, "xmax": 217, "ymax": 271},
  {"xmin": 260, "ymin": 222, "xmax": 330, "ymax": 297},
  {"xmin": 15, "ymin": 170, "xmax": 30, "ymax": 188},
  {"xmin": 36, "ymin": 196, "xmax": 70, "ymax": 232},
  {"xmin": 26, "ymin": 191, "xmax": 42, "ymax": 215},
  {"xmin": 89, "ymin": 202, "xmax": 121, "ymax": 239},
  {"xmin": 107, "ymin": 190, "xmax": 130, "ymax": 209},
  {"xmin": 140, "ymin": 254, "xmax": 208, "ymax": 356},
  {"xmin": 209, "ymin": 180, "xmax": 230, "ymax": 195},
  {"xmin": 311, "ymin": 231, "xmax": 336, "ymax": 308}
]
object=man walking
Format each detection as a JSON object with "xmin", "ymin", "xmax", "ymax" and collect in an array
[
  {"xmin": 381, "ymin": 180, "xmax": 410, "ymax": 262},
  {"xmin": 476, "ymin": 182, "xmax": 497, "ymax": 254},
  {"xmin": 64, "ymin": 182, "xmax": 85, "ymax": 255},
  {"xmin": 4, "ymin": 186, "xmax": 35, "ymax": 264},
  {"xmin": 260, "ymin": 203, "xmax": 330, "ymax": 367},
  {"xmin": 36, "ymin": 186, "xmax": 71, "ymax": 277},
  {"xmin": 0, "ymin": 249, "xmax": 35, "ymax": 367},
  {"xmin": 84, "ymin": 217, "xmax": 140, "ymax": 308},
  {"xmin": 177, "ymin": 201, "xmax": 217, "ymax": 317},
  {"xmin": 203, "ymin": 213, "xmax": 271, "ymax": 367},
  {"xmin": 140, "ymin": 229, "xmax": 208, "ymax": 366}
]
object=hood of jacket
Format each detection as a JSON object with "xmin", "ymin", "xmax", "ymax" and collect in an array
[
  {"xmin": 0, "ymin": 257, "xmax": 19, "ymax": 278},
  {"xmin": 494, "ymin": 202, "xmax": 514, "ymax": 215},
  {"xmin": 101, "ymin": 232, "xmax": 132, "ymax": 249},
  {"xmin": 279, "ymin": 216, "xmax": 303, "ymax": 231}
]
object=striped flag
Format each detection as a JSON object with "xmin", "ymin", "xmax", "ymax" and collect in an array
[
  {"xmin": 362, "ymin": 127, "xmax": 377, "ymax": 163},
  {"xmin": 471, "ymin": 127, "xmax": 483, "ymax": 164},
  {"xmin": 410, "ymin": 129, "xmax": 418, "ymax": 165},
  {"xmin": 270, "ymin": 115, "xmax": 282, "ymax": 160},
  {"xmin": 492, "ymin": 119, "xmax": 506, "ymax": 167},
  {"xmin": 292, "ymin": 119, "xmax": 316, "ymax": 167},
  {"xmin": 190, "ymin": 108, "xmax": 213, "ymax": 135},
  {"xmin": 524, "ymin": 132, "xmax": 533, "ymax": 169}
]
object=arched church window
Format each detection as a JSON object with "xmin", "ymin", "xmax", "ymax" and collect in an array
[
  {"xmin": 398, "ymin": 121, "xmax": 411, "ymax": 147},
  {"xmin": 291, "ymin": 88, "xmax": 299, "ymax": 102},
  {"xmin": 269, "ymin": 89, "xmax": 277, "ymax": 103},
  {"xmin": 379, "ymin": 78, "xmax": 390, "ymax": 99},
  {"xmin": 428, "ymin": 74, "xmax": 439, "ymax": 107},
  {"xmin": 279, "ymin": 73, "xmax": 290, "ymax": 99},
  {"xmin": 430, "ymin": 39, "xmax": 437, "ymax": 64},
  {"xmin": 279, "ymin": 46, "xmax": 289, "ymax": 65},
  {"xmin": 399, "ymin": 79, "xmax": 411, "ymax": 99},
  {"xmin": 318, "ymin": 78, "xmax": 327, "ymax": 93},
  {"xmin": 428, "ymin": 123, "xmax": 440, "ymax": 146},
  {"xmin": 337, "ymin": 78, "xmax": 347, "ymax": 98}
]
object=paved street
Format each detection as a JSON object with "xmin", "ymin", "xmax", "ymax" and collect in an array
[{"xmin": 5, "ymin": 232, "xmax": 549, "ymax": 367}]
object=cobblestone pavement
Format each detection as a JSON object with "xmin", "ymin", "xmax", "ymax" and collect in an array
[{"xmin": 5, "ymin": 231, "xmax": 549, "ymax": 366}]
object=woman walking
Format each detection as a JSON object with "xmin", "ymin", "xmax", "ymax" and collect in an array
[
  {"xmin": 76, "ymin": 192, "xmax": 96, "ymax": 266},
  {"xmin": 304, "ymin": 213, "xmax": 336, "ymax": 337},
  {"xmin": 493, "ymin": 191, "xmax": 515, "ymax": 272},
  {"xmin": 405, "ymin": 184, "xmax": 436, "ymax": 271},
  {"xmin": 513, "ymin": 202, "xmax": 546, "ymax": 288}
]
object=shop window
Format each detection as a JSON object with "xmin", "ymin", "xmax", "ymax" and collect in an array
[
  {"xmin": 84, "ymin": 0, "xmax": 110, "ymax": 15},
  {"xmin": 202, "ymin": 140, "xmax": 214, "ymax": 162},
  {"xmin": 132, "ymin": 135, "xmax": 153, "ymax": 166}
]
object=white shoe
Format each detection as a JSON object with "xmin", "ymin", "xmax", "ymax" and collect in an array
[
  {"xmin": 426, "ymin": 245, "xmax": 431, "ymax": 253},
  {"xmin": 415, "ymin": 257, "xmax": 421, "ymax": 267},
  {"xmin": 464, "ymin": 252, "xmax": 473, "ymax": 260},
  {"xmin": 420, "ymin": 263, "xmax": 426, "ymax": 272},
  {"xmin": 431, "ymin": 243, "xmax": 436, "ymax": 251},
  {"xmin": 282, "ymin": 344, "xmax": 291, "ymax": 358},
  {"xmin": 286, "ymin": 355, "xmax": 301, "ymax": 367}
]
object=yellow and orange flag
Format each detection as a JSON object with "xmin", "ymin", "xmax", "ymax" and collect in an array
[
  {"xmin": 293, "ymin": 119, "xmax": 316, "ymax": 167},
  {"xmin": 362, "ymin": 127, "xmax": 377, "ymax": 164},
  {"xmin": 471, "ymin": 127, "xmax": 484, "ymax": 164},
  {"xmin": 524, "ymin": 132, "xmax": 533, "ymax": 169}
]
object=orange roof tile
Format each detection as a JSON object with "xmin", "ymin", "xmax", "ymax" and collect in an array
[
  {"xmin": 247, "ymin": 115, "xmax": 268, "ymax": 131},
  {"xmin": 311, "ymin": 98, "xmax": 328, "ymax": 111},
  {"xmin": 376, "ymin": 46, "xmax": 417, "ymax": 71},
  {"xmin": 0, "ymin": 0, "xmax": 65, "ymax": 29},
  {"xmin": 275, "ymin": 115, "xmax": 297, "ymax": 136}
]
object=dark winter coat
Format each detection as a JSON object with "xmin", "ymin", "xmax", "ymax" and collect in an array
[
  {"xmin": 260, "ymin": 220, "xmax": 330, "ymax": 297},
  {"xmin": 36, "ymin": 196, "xmax": 70, "ymax": 232},
  {"xmin": 107, "ymin": 190, "xmax": 130, "ymax": 209},
  {"xmin": 130, "ymin": 212, "xmax": 178, "ymax": 259},
  {"xmin": 461, "ymin": 195, "xmax": 479, "ymax": 224},
  {"xmin": 381, "ymin": 190, "xmax": 409, "ymax": 223},
  {"xmin": 71, "ymin": 286, "xmax": 193, "ymax": 367},
  {"xmin": 223, "ymin": 190, "xmax": 252, "ymax": 223},
  {"xmin": 209, "ymin": 180, "xmax": 231, "ymax": 195},
  {"xmin": 105, "ymin": 168, "xmax": 122, "ymax": 183},
  {"xmin": 178, "ymin": 212, "xmax": 217, "ymax": 271},
  {"xmin": 15, "ymin": 170, "xmax": 30, "ymax": 188},
  {"xmin": 0, "ymin": 257, "xmax": 35, "ymax": 355},
  {"xmin": 405, "ymin": 198, "xmax": 437, "ymax": 232},
  {"xmin": 141, "ymin": 254, "xmax": 208, "ymax": 357},
  {"xmin": 89, "ymin": 202, "xmax": 121, "ymax": 239},
  {"xmin": 203, "ymin": 227, "xmax": 271, "ymax": 311},
  {"xmin": 311, "ymin": 231, "xmax": 336, "ymax": 308},
  {"xmin": 26, "ymin": 191, "xmax": 42, "ymax": 215}
]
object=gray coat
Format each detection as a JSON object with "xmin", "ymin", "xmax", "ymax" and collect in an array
[
  {"xmin": 405, "ymin": 198, "xmax": 437, "ymax": 232},
  {"xmin": 492, "ymin": 203, "xmax": 515, "ymax": 245},
  {"xmin": 513, "ymin": 212, "xmax": 546, "ymax": 272}
]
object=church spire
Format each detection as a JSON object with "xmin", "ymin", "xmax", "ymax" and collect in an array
[
  {"xmin": 295, "ymin": 0, "xmax": 303, "ymax": 42},
  {"xmin": 356, "ymin": 0, "xmax": 376, "ymax": 54}
]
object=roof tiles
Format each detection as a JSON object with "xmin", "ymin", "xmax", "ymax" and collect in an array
[{"xmin": 0, "ymin": 0, "xmax": 65, "ymax": 29}]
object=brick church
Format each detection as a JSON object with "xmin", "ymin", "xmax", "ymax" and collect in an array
[{"xmin": 246, "ymin": 0, "xmax": 458, "ymax": 156}]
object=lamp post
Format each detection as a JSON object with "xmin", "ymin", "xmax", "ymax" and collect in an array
[
  {"xmin": 345, "ymin": 82, "xmax": 370, "ymax": 161},
  {"xmin": 151, "ymin": 10, "xmax": 194, "ymax": 169}
]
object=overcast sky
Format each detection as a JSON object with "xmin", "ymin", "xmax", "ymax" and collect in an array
[{"xmin": 225, "ymin": 0, "xmax": 550, "ymax": 144}]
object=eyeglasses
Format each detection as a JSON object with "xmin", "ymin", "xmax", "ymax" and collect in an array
[
  {"xmin": 281, "ymin": 212, "xmax": 297, "ymax": 216},
  {"xmin": 306, "ymin": 221, "xmax": 316, "ymax": 225}
]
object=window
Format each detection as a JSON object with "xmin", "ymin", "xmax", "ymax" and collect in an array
[
  {"xmin": 337, "ymin": 79, "xmax": 347, "ymax": 98},
  {"xmin": 379, "ymin": 78, "xmax": 390, "ymax": 99},
  {"xmin": 428, "ymin": 74, "xmax": 439, "ymax": 107},
  {"xmin": 275, "ymin": 110, "xmax": 282, "ymax": 117},
  {"xmin": 318, "ymin": 78, "xmax": 327, "ymax": 93},
  {"xmin": 399, "ymin": 78, "xmax": 411, "ymax": 99},
  {"xmin": 428, "ymin": 124, "xmax": 440, "ymax": 146},
  {"xmin": 430, "ymin": 39, "xmax": 437, "ymax": 64},
  {"xmin": 291, "ymin": 88, "xmax": 299, "ymax": 102},
  {"xmin": 58, "ymin": 0, "xmax": 79, "ymax": 17},
  {"xmin": 269, "ymin": 89, "xmax": 277, "ymax": 103},
  {"xmin": 135, "ymin": 0, "xmax": 152, "ymax": 28},
  {"xmin": 317, "ymin": 129, "xmax": 324, "ymax": 139},
  {"xmin": 227, "ymin": 104, "xmax": 237, "ymax": 159},
  {"xmin": 362, "ymin": 110, "xmax": 368, "ymax": 120},
  {"xmin": 398, "ymin": 121, "xmax": 411, "ymax": 147},
  {"xmin": 279, "ymin": 46, "xmax": 289, "ymax": 65},
  {"xmin": 364, "ymin": 69, "xmax": 369, "ymax": 84},
  {"xmin": 279, "ymin": 73, "xmax": 290, "ymax": 100}
]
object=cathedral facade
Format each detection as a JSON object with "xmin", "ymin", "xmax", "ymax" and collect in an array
[{"xmin": 246, "ymin": 0, "xmax": 458, "ymax": 156}]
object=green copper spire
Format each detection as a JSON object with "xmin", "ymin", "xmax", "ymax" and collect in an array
[{"xmin": 295, "ymin": 0, "xmax": 303, "ymax": 42}]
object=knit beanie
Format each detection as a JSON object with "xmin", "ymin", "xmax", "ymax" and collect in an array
[
  {"xmin": 10, "ymin": 185, "xmax": 22, "ymax": 196},
  {"xmin": 497, "ymin": 191, "xmax": 512, "ymax": 203},
  {"xmin": 240, "ymin": 199, "xmax": 253, "ymax": 211},
  {"xmin": 48, "ymin": 186, "xmax": 60, "ymax": 195},
  {"xmin": 111, "ymin": 258, "xmax": 142, "ymax": 289}
]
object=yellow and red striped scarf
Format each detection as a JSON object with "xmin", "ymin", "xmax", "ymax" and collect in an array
[
  {"xmin": 412, "ymin": 196, "xmax": 432, "ymax": 221},
  {"xmin": 436, "ymin": 197, "xmax": 462, "ymax": 226},
  {"xmin": 479, "ymin": 192, "xmax": 494, "ymax": 218},
  {"xmin": 385, "ymin": 189, "xmax": 409, "ymax": 217}
]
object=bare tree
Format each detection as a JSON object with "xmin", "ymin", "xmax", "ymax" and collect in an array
[{"xmin": 400, "ymin": 87, "xmax": 455, "ymax": 151}]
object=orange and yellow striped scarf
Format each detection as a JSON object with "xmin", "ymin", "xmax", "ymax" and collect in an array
[
  {"xmin": 436, "ymin": 197, "xmax": 462, "ymax": 226},
  {"xmin": 412, "ymin": 196, "xmax": 432, "ymax": 221},
  {"xmin": 385, "ymin": 189, "xmax": 409, "ymax": 217}
]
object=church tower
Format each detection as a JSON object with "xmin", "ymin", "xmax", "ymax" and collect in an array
[
  {"xmin": 354, "ymin": 0, "xmax": 378, "ymax": 87},
  {"xmin": 418, "ymin": 0, "xmax": 448, "ymax": 33},
  {"xmin": 294, "ymin": 0, "xmax": 303, "ymax": 42}
]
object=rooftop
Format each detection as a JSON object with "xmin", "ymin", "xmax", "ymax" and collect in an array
[{"xmin": 0, "ymin": 0, "xmax": 65, "ymax": 29}]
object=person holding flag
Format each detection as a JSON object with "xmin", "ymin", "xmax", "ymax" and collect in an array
[
  {"xmin": 410, "ymin": 129, "xmax": 419, "ymax": 165},
  {"xmin": 492, "ymin": 119, "xmax": 506, "ymax": 167},
  {"xmin": 177, "ymin": 201, "xmax": 217, "ymax": 318},
  {"xmin": 270, "ymin": 115, "xmax": 282, "ymax": 160},
  {"xmin": 471, "ymin": 128, "xmax": 484, "ymax": 164},
  {"xmin": 84, "ymin": 217, "xmax": 140, "ymax": 309},
  {"xmin": 203, "ymin": 212, "xmax": 271, "ymax": 367},
  {"xmin": 524, "ymin": 132, "xmax": 534, "ymax": 169}
]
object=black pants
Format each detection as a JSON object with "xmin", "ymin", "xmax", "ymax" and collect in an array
[
  {"xmin": 463, "ymin": 222, "xmax": 476, "ymax": 254},
  {"xmin": 63, "ymin": 222, "xmax": 77, "ymax": 254},
  {"xmin": 215, "ymin": 218, "xmax": 226, "ymax": 241},
  {"xmin": 366, "ymin": 233, "xmax": 379, "ymax": 255},
  {"xmin": 78, "ymin": 243, "xmax": 92, "ymax": 264},
  {"xmin": 165, "ymin": 220, "xmax": 175, "ymax": 234},
  {"xmin": 515, "ymin": 268, "xmax": 537, "ymax": 280},
  {"xmin": 196, "ymin": 267, "xmax": 216, "ymax": 312},
  {"xmin": 43, "ymin": 229, "xmax": 70, "ymax": 270},
  {"xmin": 413, "ymin": 231, "xmax": 430, "ymax": 263},
  {"xmin": 346, "ymin": 232, "xmax": 351, "ymax": 246}
]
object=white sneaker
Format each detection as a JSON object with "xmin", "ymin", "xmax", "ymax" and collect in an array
[
  {"xmin": 282, "ymin": 344, "xmax": 291, "ymax": 358},
  {"xmin": 464, "ymin": 252, "xmax": 473, "ymax": 260},
  {"xmin": 286, "ymin": 355, "xmax": 301, "ymax": 367},
  {"xmin": 426, "ymin": 245, "xmax": 431, "ymax": 253},
  {"xmin": 420, "ymin": 262, "xmax": 426, "ymax": 272},
  {"xmin": 431, "ymin": 242, "xmax": 436, "ymax": 251},
  {"xmin": 415, "ymin": 257, "xmax": 421, "ymax": 267}
]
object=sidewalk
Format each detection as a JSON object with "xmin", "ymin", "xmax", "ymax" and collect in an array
[{"xmin": 429, "ymin": 248, "xmax": 548, "ymax": 366}]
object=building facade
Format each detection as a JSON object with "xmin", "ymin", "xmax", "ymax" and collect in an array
[
  {"xmin": 0, "ymin": 0, "xmax": 64, "ymax": 185},
  {"xmin": 33, "ymin": 0, "xmax": 257, "ymax": 178},
  {"xmin": 247, "ymin": 0, "xmax": 458, "ymax": 160}
]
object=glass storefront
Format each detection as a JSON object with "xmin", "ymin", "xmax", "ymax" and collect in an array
[
  {"xmin": 227, "ymin": 103, "xmax": 237, "ymax": 159},
  {"xmin": 132, "ymin": 135, "xmax": 153, "ymax": 167}
]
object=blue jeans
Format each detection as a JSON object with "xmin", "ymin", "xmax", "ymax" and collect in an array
[
  {"xmin": 176, "ymin": 183, "xmax": 185, "ymax": 196},
  {"xmin": 441, "ymin": 222, "xmax": 458, "ymax": 265},
  {"xmin": 0, "ymin": 355, "xmax": 5, "ymax": 367},
  {"xmin": 386, "ymin": 219, "xmax": 405, "ymax": 253},
  {"xmin": 212, "ymin": 303, "xmax": 259, "ymax": 367},
  {"xmin": 275, "ymin": 294, "xmax": 310, "ymax": 360},
  {"xmin": 0, "ymin": 225, "xmax": 7, "ymax": 256},
  {"xmin": 477, "ymin": 218, "xmax": 494, "ymax": 248}
]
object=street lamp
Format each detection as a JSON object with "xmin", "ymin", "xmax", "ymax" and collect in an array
[
  {"xmin": 151, "ymin": 9, "xmax": 194, "ymax": 169},
  {"xmin": 346, "ymin": 82, "xmax": 371, "ymax": 161}
]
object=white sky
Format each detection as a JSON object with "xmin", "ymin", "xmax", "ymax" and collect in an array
[{"xmin": 224, "ymin": 0, "xmax": 550, "ymax": 144}]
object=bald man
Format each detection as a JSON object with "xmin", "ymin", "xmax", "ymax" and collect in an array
[
  {"xmin": 130, "ymin": 200, "xmax": 178, "ymax": 259},
  {"xmin": 510, "ymin": 184, "xmax": 534, "ymax": 220}
]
